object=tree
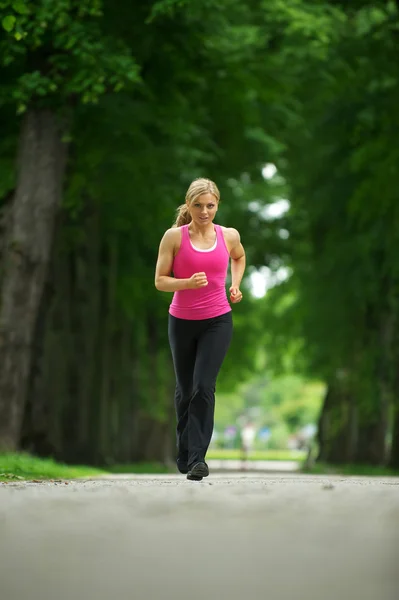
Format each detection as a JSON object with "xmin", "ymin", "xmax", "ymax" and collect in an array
[
  {"xmin": 259, "ymin": 1, "xmax": 399, "ymax": 466},
  {"xmin": 0, "ymin": 0, "xmax": 139, "ymax": 450}
]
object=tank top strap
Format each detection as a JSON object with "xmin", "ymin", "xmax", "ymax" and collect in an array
[
  {"xmin": 180, "ymin": 224, "xmax": 189, "ymax": 247},
  {"xmin": 215, "ymin": 224, "xmax": 229, "ymax": 254}
]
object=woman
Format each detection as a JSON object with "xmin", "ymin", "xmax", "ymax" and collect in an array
[{"xmin": 155, "ymin": 178, "xmax": 245, "ymax": 481}]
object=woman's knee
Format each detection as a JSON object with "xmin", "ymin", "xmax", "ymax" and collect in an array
[
  {"xmin": 176, "ymin": 384, "xmax": 193, "ymax": 399},
  {"xmin": 193, "ymin": 380, "xmax": 215, "ymax": 399}
]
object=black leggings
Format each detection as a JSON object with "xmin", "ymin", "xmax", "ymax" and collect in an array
[{"xmin": 168, "ymin": 311, "xmax": 233, "ymax": 467}]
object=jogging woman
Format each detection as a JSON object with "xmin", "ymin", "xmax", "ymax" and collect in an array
[{"xmin": 155, "ymin": 178, "xmax": 246, "ymax": 480}]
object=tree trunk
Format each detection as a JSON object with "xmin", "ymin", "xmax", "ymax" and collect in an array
[
  {"xmin": 97, "ymin": 237, "xmax": 118, "ymax": 464},
  {"xmin": 77, "ymin": 207, "xmax": 101, "ymax": 456},
  {"xmin": 0, "ymin": 109, "xmax": 68, "ymax": 451},
  {"xmin": 356, "ymin": 313, "xmax": 394, "ymax": 465},
  {"xmin": 390, "ymin": 404, "xmax": 399, "ymax": 469},
  {"xmin": 317, "ymin": 379, "xmax": 357, "ymax": 464},
  {"xmin": 20, "ymin": 270, "xmax": 56, "ymax": 457},
  {"xmin": 355, "ymin": 378, "xmax": 389, "ymax": 465}
]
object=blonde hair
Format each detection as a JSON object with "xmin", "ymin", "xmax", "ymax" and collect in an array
[{"xmin": 173, "ymin": 178, "xmax": 220, "ymax": 227}]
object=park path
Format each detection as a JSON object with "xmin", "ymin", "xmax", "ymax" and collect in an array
[
  {"xmin": 207, "ymin": 458, "xmax": 300, "ymax": 471},
  {"xmin": 1, "ymin": 472, "xmax": 398, "ymax": 600}
]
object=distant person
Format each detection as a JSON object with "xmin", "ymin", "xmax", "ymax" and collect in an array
[
  {"xmin": 155, "ymin": 178, "xmax": 246, "ymax": 480},
  {"xmin": 240, "ymin": 423, "xmax": 256, "ymax": 469}
]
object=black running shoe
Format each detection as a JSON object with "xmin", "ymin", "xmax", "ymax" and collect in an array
[{"xmin": 187, "ymin": 461, "xmax": 209, "ymax": 481}]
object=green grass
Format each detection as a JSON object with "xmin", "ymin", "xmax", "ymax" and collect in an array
[
  {"xmin": 0, "ymin": 453, "xmax": 106, "ymax": 481},
  {"xmin": 206, "ymin": 449, "xmax": 306, "ymax": 461},
  {"xmin": 302, "ymin": 462, "xmax": 399, "ymax": 477},
  {"xmin": 3, "ymin": 451, "xmax": 397, "ymax": 482},
  {"xmin": 0, "ymin": 453, "xmax": 173, "ymax": 482}
]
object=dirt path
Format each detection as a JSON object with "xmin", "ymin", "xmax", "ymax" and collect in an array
[{"xmin": 1, "ymin": 473, "xmax": 398, "ymax": 600}]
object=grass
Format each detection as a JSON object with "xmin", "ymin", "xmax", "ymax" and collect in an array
[
  {"xmin": 302, "ymin": 461, "xmax": 399, "ymax": 477},
  {"xmin": 0, "ymin": 453, "xmax": 106, "ymax": 482},
  {"xmin": 2, "ymin": 451, "xmax": 398, "ymax": 482},
  {"xmin": 0, "ymin": 452, "xmax": 173, "ymax": 482},
  {"xmin": 206, "ymin": 449, "xmax": 306, "ymax": 461},
  {"xmin": 1, "ymin": 449, "xmax": 304, "ymax": 482}
]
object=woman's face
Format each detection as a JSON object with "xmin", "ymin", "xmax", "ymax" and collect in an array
[{"xmin": 188, "ymin": 193, "xmax": 218, "ymax": 226}]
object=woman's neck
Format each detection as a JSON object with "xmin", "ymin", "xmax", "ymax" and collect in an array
[{"xmin": 189, "ymin": 222, "xmax": 215, "ymax": 236}]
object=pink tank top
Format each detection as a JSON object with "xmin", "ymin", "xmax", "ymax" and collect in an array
[{"xmin": 169, "ymin": 224, "xmax": 231, "ymax": 320}]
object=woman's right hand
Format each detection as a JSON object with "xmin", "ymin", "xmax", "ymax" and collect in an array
[{"xmin": 187, "ymin": 272, "xmax": 208, "ymax": 289}]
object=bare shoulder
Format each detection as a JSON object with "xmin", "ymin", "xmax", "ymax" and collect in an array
[
  {"xmin": 163, "ymin": 227, "xmax": 182, "ymax": 243},
  {"xmin": 160, "ymin": 227, "xmax": 182, "ymax": 255},
  {"xmin": 221, "ymin": 226, "xmax": 241, "ymax": 245},
  {"xmin": 221, "ymin": 226, "xmax": 244, "ymax": 257}
]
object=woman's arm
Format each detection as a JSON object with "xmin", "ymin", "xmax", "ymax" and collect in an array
[
  {"xmin": 225, "ymin": 228, "xmax": 245, "ymax": 303},
  {"xmin": 154, "ymin": 229, "xmax": 208, "ymax": 292}
]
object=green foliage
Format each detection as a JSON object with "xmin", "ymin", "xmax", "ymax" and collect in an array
[
  {"xmin": 0, "ymin": 0, "xmax": 139, "ymax": 112},
  {"xmin": 267, "ymin": 422, "xmax": 291, "ymax": 451},
  {"xmin": 254, "ymin": 0, "xmax": 399, "ymax": 464},
  {"xmin": 214, "ymin": 391, "xmax": 246, "ymax": 431},
  {"xmin": 49, "ymin": 0, "xmax": 355, "ymax": 463},
  {"xmin": 2, "ymin": 14, "xmax": 16, "ymax": 32},
  {"xmin": 260, "ymin": 375, "xmax": 325, "ymax": 430},
  {"xmin": 215, "ymin": 365, "xmax": 324, "ymax": 446},
  {"xmin": 147, "ymin": 0, "xmax": 191, "ymax": 21},
  {"xmin": 2, "ymin": 0, "xmax": 398, "ymax": 465}
]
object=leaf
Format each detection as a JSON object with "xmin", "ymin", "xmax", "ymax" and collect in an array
[
  {"xmin": 16, "ymin": 103, "xmax": 27, "ymax": 115},
  {"xmin": 2, "ymin": 15, "xmax": 16, "ymax": 32},
  {"xmin": 14, "ymin": 31, "xmax": 22, "ymax": 41},
  {"xmin": 12, "ymin": 0, "xmax": 30, "ymax": 15},
  {"xmin": 147, "ymin": 0, "xmax": 190, "ymax": 23}
]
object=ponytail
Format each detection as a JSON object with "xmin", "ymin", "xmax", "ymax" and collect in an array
[{"xmin": 173, "ymin": 204, "xmax": 192, "ymax": 228}]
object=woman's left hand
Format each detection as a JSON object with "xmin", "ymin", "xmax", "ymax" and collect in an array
[{"xmin": 229, "ymin": 286, "xmax": 243, "ymax": 303}]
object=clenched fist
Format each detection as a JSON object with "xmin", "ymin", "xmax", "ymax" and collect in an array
[
  {"xmin": 187, "ymin": 272, "xmax": 208, "ymax": 289},
  {"xmin": 229, "ymin": 286, "xmax": 243, "ymax": 303}
]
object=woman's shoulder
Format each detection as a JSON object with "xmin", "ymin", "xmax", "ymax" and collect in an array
[
  {"xmin": 220, "ymin": 226, "xmax": 240, "ymax": 243},
  {"xmin": 162, "ymin": 226, "xmax": 183, "ymax": 254},
  {"xmin": 163, "ymin": 226, "xmax": 184, "ymax": 241}
]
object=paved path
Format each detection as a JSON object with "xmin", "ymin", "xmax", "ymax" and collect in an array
[
  {"xmin": 1, "ymin": 473, "xmax": 398, "ymax": 600},
  {"xmin": 207, "ymin": 458, "xmax": 300, "ymax": 471}
]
